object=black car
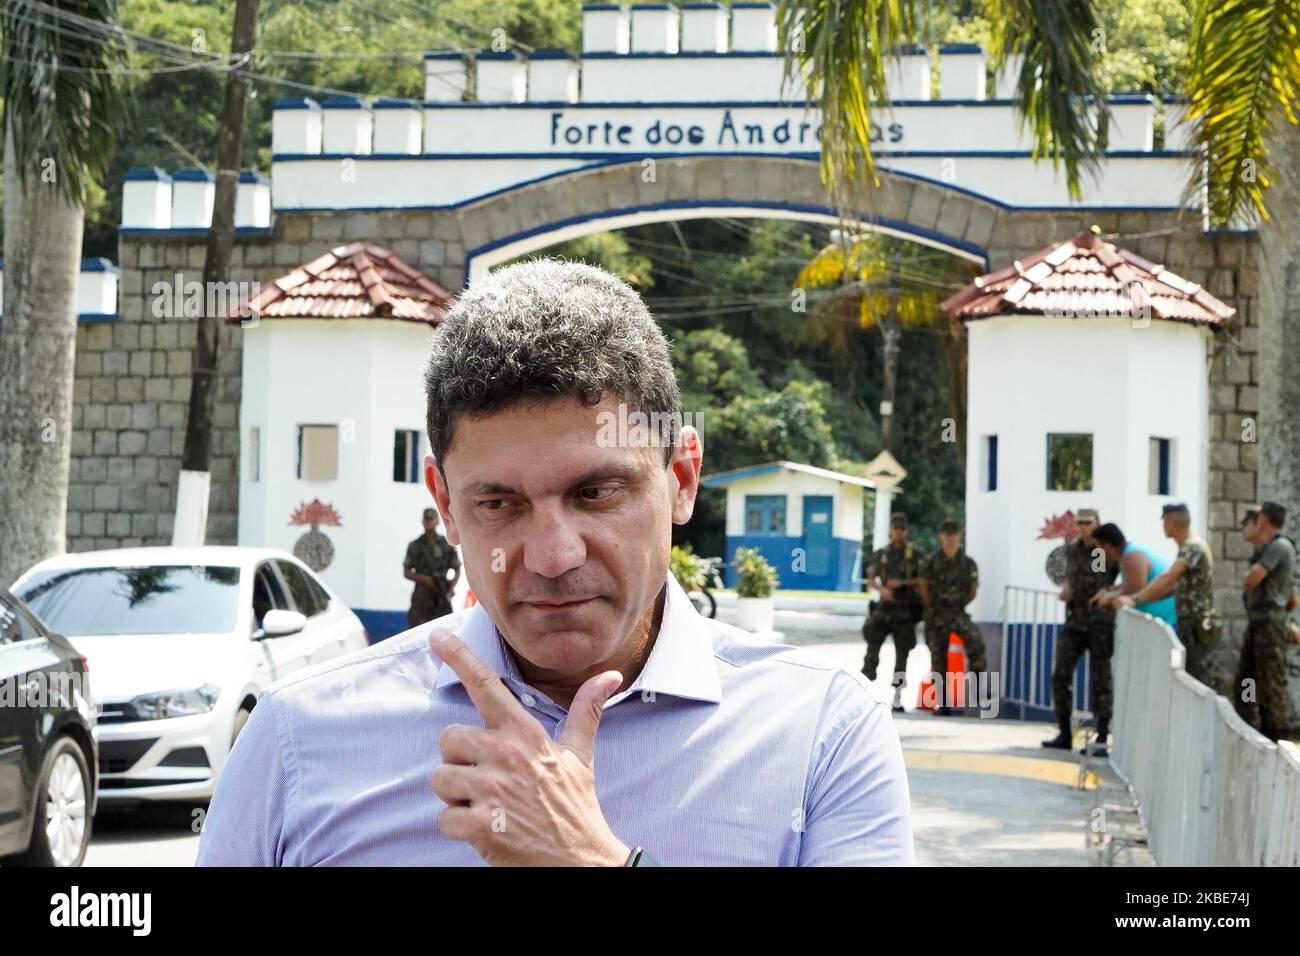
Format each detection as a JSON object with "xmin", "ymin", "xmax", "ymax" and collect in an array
[{"xmin": 0, "ymin": 589, "xmax": 98, "ymax": 867}]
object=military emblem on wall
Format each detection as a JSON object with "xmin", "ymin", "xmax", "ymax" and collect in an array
[
  {"xmin": 289, "ymin": 499, "xmax": 343, "ymax": 572},
  {"xmin": 1037, "ymin": 510, "xmax": 1079, "ymax": 585}
]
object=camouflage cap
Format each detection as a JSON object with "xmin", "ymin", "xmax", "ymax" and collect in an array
[
  {"xmin": 938, "ymin": 519, "xmax": 962, "ymax": 535},
  {"xmin": 890, "ymin": 513, "xmax": 908, "ymax": 528},
  {"xmin": 1076, "ymin": 507, "xmax": 1100, "ymax": 522}
]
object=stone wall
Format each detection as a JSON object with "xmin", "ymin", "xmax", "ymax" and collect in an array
[{"xmin": 70, "ymin": 170, "xmax": 1289, "ymax": 718}]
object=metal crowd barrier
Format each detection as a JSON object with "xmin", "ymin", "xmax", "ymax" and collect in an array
[
  {"xmin": 1001, "ymin": 586, "xmax": 1090, "ymax": 721},
  {"xmin": 1111, "ymin": 607, "xmax": 1300, "ymax": 866}
]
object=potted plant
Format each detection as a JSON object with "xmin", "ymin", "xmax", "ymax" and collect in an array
[
  {"xmin": 732, "ymin": 547, "xmax": 779, "ymax": 633},
  {"xmin": 669, "ymin": 544, "xmax": 708, "ymax": 593}
]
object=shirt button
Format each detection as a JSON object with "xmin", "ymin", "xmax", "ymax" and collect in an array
[{"xmin": 521, "ymin": 693, "xmax": 537, "ymax": 708}]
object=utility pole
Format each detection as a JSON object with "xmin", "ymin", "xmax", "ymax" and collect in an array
[{"xmin": 173, "ymin": 0, "xmax": 260, "ymax": 545}]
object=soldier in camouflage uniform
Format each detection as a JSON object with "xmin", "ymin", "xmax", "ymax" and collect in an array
[
  {"xmin": 1045, "ymin": 508, "xmax": 1119, "ymax": 752},
  {"xmin": 1113, "ymin": 504, "xmax": 1217, "ymax": 690},
  {"xmin": 861, "ymin": 513, "xmax": 926, "ymax": 710},
  {"xmin": 919, "ymin": 519, "xmax": 985, "ymax": 714},
  {"xmin": 404, "ymin": 507, "xmax": 461, "ymax": 628},
  {"xmin": 1235, "ymin": 501, "xmax": 1297, "ymax": 742}
]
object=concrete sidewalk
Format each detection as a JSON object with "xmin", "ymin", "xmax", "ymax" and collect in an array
[{"xmin": 780, "ymin": 631, "xmax": 1151, "ymax": 866}]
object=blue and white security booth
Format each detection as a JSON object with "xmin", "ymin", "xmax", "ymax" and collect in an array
[{"xmin": 701, "ymin": 460, "xmax": 876, "ymax": 592}]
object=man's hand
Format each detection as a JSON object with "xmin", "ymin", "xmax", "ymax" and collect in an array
[
  {"xmin": 427, "ymin": 628, "xmax": 630, "ymax": 867},
  {"xmin": 885, "ymin": 578, "xmax": 904, "ymax": 590},
  {"xmin": 879, "ymin": 586, "xmax": 894, "ymax": 602},
  {"xmin": 1112, "ymin": 595, "xmax": 1136, "ymax": 610}
]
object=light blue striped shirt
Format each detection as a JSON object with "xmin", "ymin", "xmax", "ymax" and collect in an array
[{"xmin": 196, "ymin": 576, "xmax": 914, "ymax": 866}]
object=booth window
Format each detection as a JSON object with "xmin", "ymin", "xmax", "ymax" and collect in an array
[
  {"xmin": 1149, "ymin": 437, "xmax": 1174, "ymax": 495},
  {"xmin": 745, "ymin": 495, "xmax": 787, "ymax": 535},
  {"xmin": 393, "ymin": 430, "xmax": 421, "ymax": 483},
  {"xmin": 1046, "ymin": 433, "xmax": 1092, "ymax": 491},
  {"xmin": 982, "ymin": 435, "xmax": 998, "ymax": 491},
  {"xmin": 297, "ymin": 425, "xmax": 338, "ymax": 481},
  {"xmin": 248, "ymin": 426, "xmax": 260, "ymax": 482}
]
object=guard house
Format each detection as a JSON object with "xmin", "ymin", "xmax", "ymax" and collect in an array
[
  {"xmin": 941, "ymin": 230, "xmax": 1237, "ymax": 626},
  {"xmin": 231, "ymin": 243, "xmax": 454, "ymax": 639},
  {"xmin": 701, "ymin": 460, "xmax": 876, "ymax": 592}
]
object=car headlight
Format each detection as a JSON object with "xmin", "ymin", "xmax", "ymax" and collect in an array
[{"xmin": 128, "ymin": 684, "xmax": 221, "ymax": 720}]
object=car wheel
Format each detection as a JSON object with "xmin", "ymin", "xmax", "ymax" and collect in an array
[
  {"xmin": 231, "ymin": 705, "xmax": 254, "ymax": 746},
  {"xmin": 4, "ymin": 737, "xmax": 93, "ymax": 867}
]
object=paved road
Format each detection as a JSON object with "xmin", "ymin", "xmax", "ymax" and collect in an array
[{"xmin": 82, "ymin": 605, "xmax": 1146, "ymax": 867}]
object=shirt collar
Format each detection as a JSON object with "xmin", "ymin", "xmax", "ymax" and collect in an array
[{"xmin": 433, "ymin": 574, "xmax": 722, "ymax": 707}]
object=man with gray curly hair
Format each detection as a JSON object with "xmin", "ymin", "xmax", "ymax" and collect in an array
[{"xmin": 199, "ymin": 259, "xmax": 913, "ymax": 867}]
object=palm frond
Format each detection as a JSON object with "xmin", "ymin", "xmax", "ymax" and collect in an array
[
  {"xmin": 776, "ymin": 0, "xmax": 920, "ymax": 204},
  {"xmin": 1, "ymin": 0, "xmax": 132, "ymax": 205},
  {"xmin": 1185, "ymin": 0, "xmax": 1300, "ymax": 225},
  {"xmin": 985, "ymin": 0, "xmax": 1109, "ymax": 199}
]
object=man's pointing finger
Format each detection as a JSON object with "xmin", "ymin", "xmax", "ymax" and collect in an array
[{"xmin": 428, "ymin": 628, "xmax": 527, "ymax": 729}]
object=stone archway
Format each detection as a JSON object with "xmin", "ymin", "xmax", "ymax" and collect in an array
[{"xmin": 428, "ymin": 157, "xmax": 998, "ymax": 285}]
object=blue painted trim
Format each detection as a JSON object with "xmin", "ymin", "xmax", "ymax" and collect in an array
[
  {"xmin": 321, "ymin": 95, "xmax": 366, "ymax": 109},
  {"xmin": 273, "ymin": 96, "xmax": 321, "ymax": 110},
  {"xmin": 124, "ymin": 165, "xmax": 172, "ymax": 182},
  {"xmin": 529, "ymin": 49, "xmax": 574, "ymax": 60},
  {"xmin": 477, "ymin": 51, "xmax": 521, "ymax": 61},
  {"xmin": 409, "ymin": 96, "xmax": 1178, "ymax": 110},
  {"xmin": 732, "ymin": 1, "xmax": 774, "ymax": 8},
  {"xmin": 374, "ymin": 97, "xmax": 420, "ymax": 109},
  {"xmin": 238, "ymin": 170, "xmax": 269, "ymax": 184},
  {"xmin": 77, "ymin": 312, "xmax": 119, "ymax": 324},
  {"xmin": 1111, "ymin": 92, "xmax": 1157, "ymax": 104},
  {"xmin": 679, "ymin": 2, "xmax": 723, "ymax": 7},
  {"xmin": 119, "ymin": 226, "xmax": 275, "ymax": 236},
  {"xmin": 893, "ymin": 44, "xmax": 928, "ymax": 56},
  {"xmin": 80, "ymin": 257, "xmax": 118, "ymax": 273},
  {"xmin": 582, "ymin": 3, "xmax": 626, "ymax": 10},
  {"xmin": 271, "ymin": 148, "xmax": 1193, "ymax": 161},
  {"xmin": 939, "ymin": 44, "xmax": 982, "ymax": 54},
  {"xmin": 424, "ymin": 51, "xmax": 466, "ymax": 60},
  {"xmin": 461, "ymin": 193, "xmax": 991, "ymax": 285},
  {"xmin": 702, "ymin": 463, "xmax": 782, "ymax": 486},
  {"xmin": 173, "ymin": 167, "xmax": 214, "ymax": 182},
  {"xmin": 630, "ymin": 2, "xmax": 676, "ymax": 9}
]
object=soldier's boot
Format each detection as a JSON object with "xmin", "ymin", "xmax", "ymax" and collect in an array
[
  {"xmin": 1042, "ymin": 715, "xmax": 1072, "ymax": 749},
  {"xmin": 889, "ymin": 673, "xmax": 906, "ymax": 714}
]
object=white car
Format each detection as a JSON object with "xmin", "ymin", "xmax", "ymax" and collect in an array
[{"xmin": 12, "ymin": 546, "xmax": 368, "ymax": 803}]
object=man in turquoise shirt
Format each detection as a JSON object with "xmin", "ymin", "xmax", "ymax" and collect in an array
[{"xmin": 1091, "ymin": 523, "xmax": 1178, "ymax": 627}]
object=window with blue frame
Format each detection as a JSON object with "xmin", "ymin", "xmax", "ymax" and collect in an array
[
  {"xmin": 1148, "ymin": 437, "xmax": 1174, "ymax": 495},
  {"xmin": 393, "ymin": 429, "xmax": 421, "ymax": 483},
  {"xmin": 744, "ymin": 495, "xmax": 787, "ymax": 535}
]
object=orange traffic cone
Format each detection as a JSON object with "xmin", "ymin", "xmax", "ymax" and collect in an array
[
  {"xmin": 919, "ymin": 632, "xmax": 968, "ymax": 710},
  {"xmin": 946, "ymin": 634, "xmax": 968, "ymax": 708}
]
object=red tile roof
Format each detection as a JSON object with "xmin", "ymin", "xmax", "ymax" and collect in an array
[
  {"xmin": 939, "ymin": 230, "xmax": 1236, "ymax": 328},
  {"xmin": 230, "ymin": 242, "xmax": 453, "ymax": 324}
]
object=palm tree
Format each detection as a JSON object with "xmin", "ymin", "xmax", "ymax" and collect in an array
[
  {"xmin": 796, "ymin": 232, "xmax": 977, "ymax": 460},
  {"xmin": 777, "ymin": 0, "xmax": 1300, "ymax": 508},
  {"xmin": 0, "ymin": 0, "xmax": 130, "ymax": 588}
]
